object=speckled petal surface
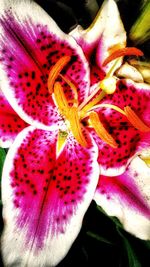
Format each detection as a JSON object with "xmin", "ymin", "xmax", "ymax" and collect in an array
[
  {"xmin": 1, "ymin": 126, "xmax": 99, "ymax": 267},
  {"xmin": 0, "ymin": 0, "xmax": 89, "ymax": 129},
  {"xmin": 94, "ymin": 156, "xmax": 150, "ymax": 240},
  {"xmin": 0, "ymin": 89, "xmax": 28, "ymax": 148},
  {"xmin": 89, "ymin": 79, "xmax": 150, "ymax": 176}
]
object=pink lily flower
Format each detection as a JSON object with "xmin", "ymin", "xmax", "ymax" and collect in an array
[
  {"xmin": 70, "ymin": 0, "xmax": 150, "ymax": 240},
  {"xmin": 0, "ymin": 1, "xmax": 100, "ymax": 266},
  {"xmin": 0, "ymin": 0, "xmax": 150, "ymax": 267}
]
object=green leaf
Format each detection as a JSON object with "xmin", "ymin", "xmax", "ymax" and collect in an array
[
  {"xmin": 141, "ymin": 240, "xmax": 150, "ymax": 250},
  {"xmin": 117, "ymin": 227, "xmax": 142, "ymax": 267},
  {"xmin": 86, "ymin": 231, "xmax": 114, "ymax": 245},
  {"xmin": 0, "ymin": 147, "xmax": 6, "ymax": 205},
  {"xmin": 0, "ymin": 147, "xmax": 6, "ymax": 179},
  {"xmin": 129, "ymin": 1, "xmax": 150, "ymax": 44}
]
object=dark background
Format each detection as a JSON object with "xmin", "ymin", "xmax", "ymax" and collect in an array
[
  {"xmin": 0, "ymin": 1, "xmax": 150, "ymax": 266},
  {"xmin": 35, "ymin": 0, "xmax": 150, "ymax": 57}
]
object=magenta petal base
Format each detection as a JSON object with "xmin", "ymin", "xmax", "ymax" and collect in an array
[{"xmin": 1, "ymin": 126, "xmax": 99, "ymax": 267}]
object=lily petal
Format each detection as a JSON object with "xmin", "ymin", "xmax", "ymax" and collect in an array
[
  {"xmin": 1, "ymin": 126, "xmax": 99, "ymax": 267},
  {"xmin": 94, "ymin": 156, "xmax": 150, "ymax": 240},
  {"xmin": 89, "ymin": 79, "xmax": 150, "ymax": 176},
  {"xmin": 116, "ymin": 62, "xmax": 144, "ymax": 83},
  {"xmin": 0, "ymin": 89, "xmax": 27, "ymax": 148},
  {"xmin": 70, "ymin": 0, "xmax": 126, "ymax": 85},
  {"xmin": 0, "ymin": 0, "xmax": 89, "ymax": 129}
]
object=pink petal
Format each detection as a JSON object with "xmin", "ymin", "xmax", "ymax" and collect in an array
[
  {"xmin": 0, "ymin": 89, "xmax": 28, "ymax": 148},
  {"xmin": 2, "ymin": 126, "xmax": 99, "ymax": 267},
  {"xmin": 94, "ymin": 156, "xmax": 150, "ymax": 240},
  {"xmin": 90, "ymin": 79, "xmax": 150, "ymax": 176},
  {"xmin": 0, "ymin": 0, "xmax": 89, "ymax": 128},
  {"xmin": 70, "ymin": 0, "xmax": 126, "ymax": 86}
]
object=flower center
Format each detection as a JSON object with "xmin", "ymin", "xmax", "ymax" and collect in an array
[
  {"xmin": 53, "ymin": 81, "xmax": 88, "ymax": 147},
  {"xmin": 47, "ymin": 56, "xmax": 150, "ymax": 148}
]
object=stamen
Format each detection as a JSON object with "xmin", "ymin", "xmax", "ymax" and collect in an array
[
  {"xmin": 68, "ymin": 107, "xmax": 88, "ymax": 147},
  {"xmin": 53, "ymin": 82, "xmax": 69, "ymax": 115},
  {"xmin": 106, "ymin": 58, "xmax": 121, "ymax": 77},
  {"xmin": 102, "ymin": 47, "xmax": 144, "ymax": 66},
  {"xmin": 59, "ymin": 74, "xmax": 78, "ymax": 105},
  {"xmin": 47, "ymin": 55, "xmax": 71, "ymax": 94},
  {"xmin": 88, "ymin": 103, "xmax": 126, "ymax": 116},
  {"xmin": 79, "ymin": 91, "xmax": 106, "ymax": 118},
  {"xmin": 78, "ymin": 76, "xmax": 117, "ymax": 113},
  {"xmin": 124, "ymin": 106, "xmax": 150, "ymax": 132},
  {"xmin": 89, "ymin": 111, "xmax": 118, "ymax": 148},
  {"xmin": 54, "ymin": 83, "xmax": 87, "ymax": 147},
  {"xmin": 78, "ymin": 86, "xmax": 106, "ymax": 111}
]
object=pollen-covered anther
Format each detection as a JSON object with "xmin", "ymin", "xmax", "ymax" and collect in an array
[
  {"xmin": 53, "ymin": 82, "xmax": 87, "ymax": 147},
  {"xmin": 68, "ymin": 107, "xmax": 88, "ymax": 147},
  {"xmin": 89, "ymin": 111, "xmax": 118, "ymax": 148},
  {"xmin": 59, "ymin": 74, "xmax": 78, "ymax": 105},
  {"xmin": 100, "ymin": 76, "xmax": 117, "ymax": 94},
  {"xmin": 47, "ymin": 55, "xmax": 71, "ymax": 94},
  {"xmin": 102, "ymin": 47, "xmax": 144, "ymax": 66},
  {"xmin": 53, "ymin": 82, "xmax": 69, "ymax": 116},
  {"xmin": 124, "ymin": 106, "xmax": 150, "ymax": 132}
]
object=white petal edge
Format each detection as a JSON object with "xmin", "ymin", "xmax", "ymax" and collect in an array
[
  {"xmin": 94, "ymin": 156, "xmax": 150, "ymax": 240},
  {"xmin": 1, "ymin": 125, "xmax": 100, "ymax": 267},
  {"xmin": 116, "ymin": 62, "xmax": 144, "ymax": 83},
  {"xmin": 0, "ymin": 0, "xmax": 90, "ymax": 130},
  {"xmin": 70, "ymin": 0, "xmax": 126, "ymax": 73}
]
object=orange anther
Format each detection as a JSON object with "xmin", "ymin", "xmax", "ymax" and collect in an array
[
  {"xmin": 68, "ymin": 107, "xmax": 88, "ymax": 147},
  {"xmin": 59, "ymin": 74, "xmax": 78, "ymax": 105},
  {"xmin": 48, "ymin": 55, "xmax": 71, "ymax": 94},
  {"xmin": 124, "ymin": 106, "xmax": 150, "ymax": 132},
  {"xmin": 54, "ymin": 83, "xmax": 87, "ymax": 147},
  {"xmin": 102, "ymin": 47, "xmax": 144, "ymax": 66},
  {"xmin": 53, "ymin": 82, "xmax": 69, "ymax": 115},
  {"xmin": 89, "ymin": 111, "xmax": 118, "ymax": 148}
]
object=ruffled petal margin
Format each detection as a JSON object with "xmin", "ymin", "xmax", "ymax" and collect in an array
[
  {"xmin": 94, "ymin": 156, "xmax": 150, "ymax": 240},
  {"xmin": 0, "ymin": 0, "xmax": 90, "ymax": 129},
  {"xmin": 70, "ymin": 0, "xmax": 126, "ymax": 86},
  {"xmin": 1, "ymin": 126, "xmax": 99, "ymax": 267}
]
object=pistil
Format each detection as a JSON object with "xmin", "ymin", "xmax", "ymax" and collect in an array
[
  {"xmin": 78, "ymin": 75, "xmax": 117, "ymax": 114},
  {"xmin": 79, "ymin": 91, "xmax": 106, "ymax": 118},
  {"xmin": 48, "ymin": 55, "xmax": 150, "ymax": 150}
]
